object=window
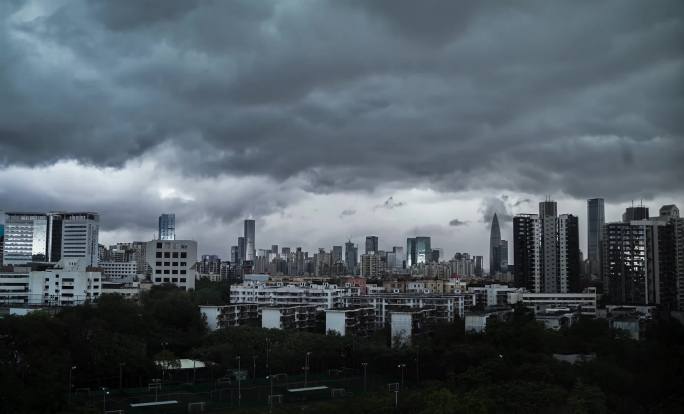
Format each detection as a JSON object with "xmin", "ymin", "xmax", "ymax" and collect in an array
[
  {"xmin": 164, "ymin": 262, "xmax": 170, "ymax": 266},
  {"xmin": 180, "ymin": 262, "xmax": 186, "ymax": 267},
  {"xmin": 155, "ymin": 270, "xmax": 161, "ymax": 274},
  {"xmin": 156, "ymin": 261, "xmax": 162, "ymax": 266},
  {"xmin": 181, "ymin": 252, "xmax": 187, "ymax": 258},
  {"xmin": 163, "ymin": 278, "xmax": 169, "ymax": 282},
  {"xmin": 163, "ymin": 270, "xmax": 170, "ymax": 274},
  {"xmin": 172, "ymin": 252, "xmax": 179, "ymax": 258},
  {"xmin": 155, "ymin": 278, "xmax": 162, "ymax": 282},
  {"xmin": 172, "ymin": 270, "xmax": 178, "ymax": 274},
  {"xmin": 156, "ymin": 252, "xmax": 162, "ymax": 258},
  {"xmin": 172, "ymin": 278, "xmax": 178, "ymax": 283},
  {"xmin": 172, "ymin": 262, "xmax": 178, "ymax": 266},
  {"xmin": 180, "ymin": 270, "xmax": 186, "ymax": 274},
  {"xmin": 157, "ymin": 243, "xmax": 162, "ymax": 248},
  {"xmin": 164, "ymin": 252, "xmax": 170, "ymax": 258},
  {"xmin": 180, "ymin": 278, "xmax": 187, "ymax": 283}
]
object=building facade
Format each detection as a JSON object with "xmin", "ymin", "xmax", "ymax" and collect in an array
[
  {"xmin": 146, "ymin": 240, "xmax": 197, "ymax": 290},
  {"xmin": 158, "ymin": 213, "xmax": 176, "ymax": 240}
]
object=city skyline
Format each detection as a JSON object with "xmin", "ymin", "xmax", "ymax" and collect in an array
[{"xmin": 0, "ymin": 1, "xmax": 682, "ymax": 266}]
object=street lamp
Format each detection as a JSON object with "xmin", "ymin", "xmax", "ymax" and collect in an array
[
  {"xmin": 361, "ymin": 362, "xmax": 368, "ymax": 392},
  {"xmin": 265, "ymin": 338, "xmax": 271, "ymax": 377},
  {"xmin": 101, "ymin": 387, "xmax": 109, "ymax": 413},
  {"xmin": 266, "ymin": 375, "xmax": 275, "ymax": 414},
  {"xmin": 397, "ymin": 364, "xmax": 406, "ymax": 389},
  {"xmin": 303, "ymin": 352, "xmax": 311, "ymax": 386},
  {"xmin": 68, "ymin": 366, "xmax": 77, "ymax": 405},
  {"xmin": 236, "ymin": 355, "xmax": 242, "ymax": 407}
]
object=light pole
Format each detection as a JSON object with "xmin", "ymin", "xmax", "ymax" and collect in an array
[
  {"xmin": 304, "ymin": 352, "xmax": 311, "ymax": 386},
  {"xmin": 101, "ymin": 387, "xmax": 109, "ymax": 413},
  {"xmin": 265, "ymin": 338, "xmax": 271, "ymax": 377},
  {"xmin": 361, "ymin": 362, "xmax": 368, "ymax": 392},
  {"xmin": 236, "ymin": 355, "xmax": 241, "ymax": 407},
  {"xmin": 252, "ymin": 355, "xmax": 257, "ymax": 380},
  {"xmin": 416, "ymin": 346, "xmax": 420, "ymax": 384},
  {"xmin": 266, "ymin": 375, "xmax": 274, "ymax": 414},
  {"xmin": 397, "ymin": 364, "xmax": 406, "ymax": 389},
  {"xmin": 68, "ymin": 366, "xmax": 76, "ymax": 405},
  {"xmin": 118, "ymin": 362, "xmax": 125, "ymax": 392}
]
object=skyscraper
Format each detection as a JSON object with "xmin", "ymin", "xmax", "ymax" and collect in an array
[
  {"xmin": 332, "ymin": 245, "xmax": 343, "ymax": 263},
  {"xmin": 414, "ymin": 237, "xmax": 431, "ymax": 265},
  {"xmin": 365, "ymin": 236, "xmax": 379, "ymax": 254},
  {"xmin": 237, "ymin": 237, "xmax": 246, "ymax": 264},
  {"xmin": 513, "ymin": 200, "xmax": 580, "ymax": 293},
  {"xmin": 490, "ymin": 213, "xmax": 502, "ymax": 275},
  {"xmin": 344, "ymin": 241, "xmax": 358, "ymax": 274},
  {"xmin": 406, "ymin": 238, "xmax": 416, "ymax": 267},
  {"xmin": 622, "ymin": 205, "xmax": 649, "ymax": 222},
  {"xmin": 158, "ymin": 213, "xmax": 176, "ymax": 240},
  {"xmin": 244, "ymin": 219, "xmax": 256, "ymax": 262},
  {"xmin": 587, "ymin": 198, "xmax": 605, "ymax": 278}
]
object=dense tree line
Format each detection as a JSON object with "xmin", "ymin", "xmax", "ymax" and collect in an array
[{"xmin": 1, "ymin": 282, "xmax": 683, "ymax": 413}]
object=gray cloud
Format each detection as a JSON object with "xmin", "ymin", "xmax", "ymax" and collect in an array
[
  {"xmin": 479, "ymin": 197, "xmax": 514, "ymax": 227},
  {"xmin": 340, "ymin": 209, "xmax": 356, "ymax": 217},
  {"xmin": 448, "ymin": 219, "xmax": 468, "ymax": 227},
  {"xmin": 375, "ymin": 197, "xmax": 406, "ymax": 210},
  {"xmin": 0, "ymin": 0, "xmax": 682, "ymax": 254}
]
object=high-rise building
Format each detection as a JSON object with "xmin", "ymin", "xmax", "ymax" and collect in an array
[
  {"xmin": 490, "ymin": 213, "xmax": 502, "ymax": 275},
  {"xmin": 513, "ymin": 214, "xmax": 541, "ymax": 291},
  {"xmin": 603, "ymin": 206, "xmax": 680, "ymax": 309},
  {"xmin": 587, "ymin": 198, "xmax": 605, "ymax": 278},
  {"xmin": 2, "ymin": 213, "xmax": 49, "ymax": 265},
  {"xmin": 271, "ymin": 245, "xmax": 279, "ymax": 255},
  {"xmin": 474, "ymin": 255, "xmax": 483, "ymax": 276},
  {"xmin": 344, "ymin": 241, "xmax": 358, "ymax": 274},
  {"xmin": 158, "ymin": 213, "xmax": 176, "ymax": 240},
  {"xmin": 237, "ymin": 237, "xmax": 246, "ymax": 264},
  {"xmin": 3, "ymin": 212, "xmax": 99, "ymax": 267},
  {"xmin": 365, "ymin": 236, "xmax": 379, "ymax": 254},
  {"xmin": 332, "ymin": 245, "xmax": 343, "ymax": 263},
  {"xmin": 513, "ymin": 200, "xmax": 580, "ymax": 293},
  {"xmin": 415, "ymin": 237, "xmax": 431, "ymax": 264},
  {"xmin": 0, "ymin": 224, "xmax": 4, "ymax": 265},
  {"xmin": 60, "ymin": 212, "xmax": 100, "ymax": 267},
  {"xmin": 392, "ymin": 246, "xmax": 404, "ymax": 268},
  {"xmin": 406, "ymin": 238, "xmax": 416, "ymax": 267},
  {"xmin": 244, "ymin": 219, "xmax": 256, "ymax": 262},
  {"xmin": 622, "ymin": 205, "xmax": 649, "ymax": 222},
  {"xmin": 230, "ymin": 245, "xmax": 239, "ymax": 264}
]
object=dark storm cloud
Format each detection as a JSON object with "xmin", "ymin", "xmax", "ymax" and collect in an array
[
  {"xmin": 448, "ymin": 219, "xmax": 468, "ymax": 227},
  {"xmin": 0, "ymin": 0, "xmax": 682, "ymax": 201}
]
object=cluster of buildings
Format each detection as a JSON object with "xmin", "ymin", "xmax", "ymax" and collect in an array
[{"xmin": 1, "ymin": 197, "xmax": 681, "ymax": 342}]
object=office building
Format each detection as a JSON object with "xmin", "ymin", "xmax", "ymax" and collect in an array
[
  {"xmin": 3, "ymin": 212, "xmax": 99, "ymax": 267},
  {"xmin": 237, "ymin": 237, "xmax": 246, "ymax": 264},
  {"xmin": 344, "ymin": 241, "xmax": 357, "ymax": 274},
  {"xmin": 332, "ymin": 245, "xmax": 343, "ymax": 263},
  {"xmin": 407, "ymin": 236, "xmax": 431, "ymax": 266},
  {"xmin": 146, "ymin": 240, "xmax": 197, "ymax": 290},
  {"xmin": 60, "ymin": 213, "xmax": 100, "ymax": 267},
  {"xmin": 158, "ymin": 213, "xmax": 176, "ymax": 240},
  {"xmin": 99, "ymin": 261, "xmax": 139, "ymax": 280},
  {"xmin": 243, "ymin": 219, "xmax": 256, "ymax": 262},
  {"xmin": 365, "ymin": 236, "xmax": 379, "ymax": 254},
  {"xmin": 587, "ymin": 198, "xmax": 605, "ymax": 278}
]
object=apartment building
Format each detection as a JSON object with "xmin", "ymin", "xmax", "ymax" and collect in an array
[{"xmin": 325, "ymin": 307, "xmax": 376, "ymax": 336}]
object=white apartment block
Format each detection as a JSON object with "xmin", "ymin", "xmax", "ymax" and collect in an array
[
  {"xmin": 230, "ymin": 282, "xmax": 355, "ymax": 309},
  {"xmin": 146, "ymin": 240, "xmax": 197, "ymax": 290},
  {"xmin": 468, "ymin": 284, "xmax": 521, "ymax": 308},
  {"xmin": 262, "ymin": 305, "xmax": 319, "ymax": 330},
  {"xmin": 325, "ymin": 307, "xmax": 376, "ymax": 336},
  {"xmin": 390, "ymin": 309, "xmax": 432, "ymax": 347},
  {"xmin": 346, "ymin": 294, "xmax": 473, "ymax": 325},
  {"xmin": 508, "ymin": 288, "xmax": 598, "ymax": 316},
  {"xmin": 27, "ymin": 259, "xmax": 102, "ymax": 306},
  {"xmin": 99, "ymin": 261, "xmax": 139, "ymax": 280},
  {"xmin": 101, "ymin": 280, "xmax": 141, "ymax": 300},
  {"xmin": 199, "ymin": 303, "xmax": 259, "ymax": 330}
]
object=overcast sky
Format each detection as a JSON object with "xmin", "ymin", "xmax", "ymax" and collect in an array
[{"xmin": 1, "ymin": 0, "xmax": 682, "ymax": 267}]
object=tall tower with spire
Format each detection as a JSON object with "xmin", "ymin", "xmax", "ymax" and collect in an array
[{"xmin": 490, "ymin": 213, "xmax": 502, "ymax": 275}]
